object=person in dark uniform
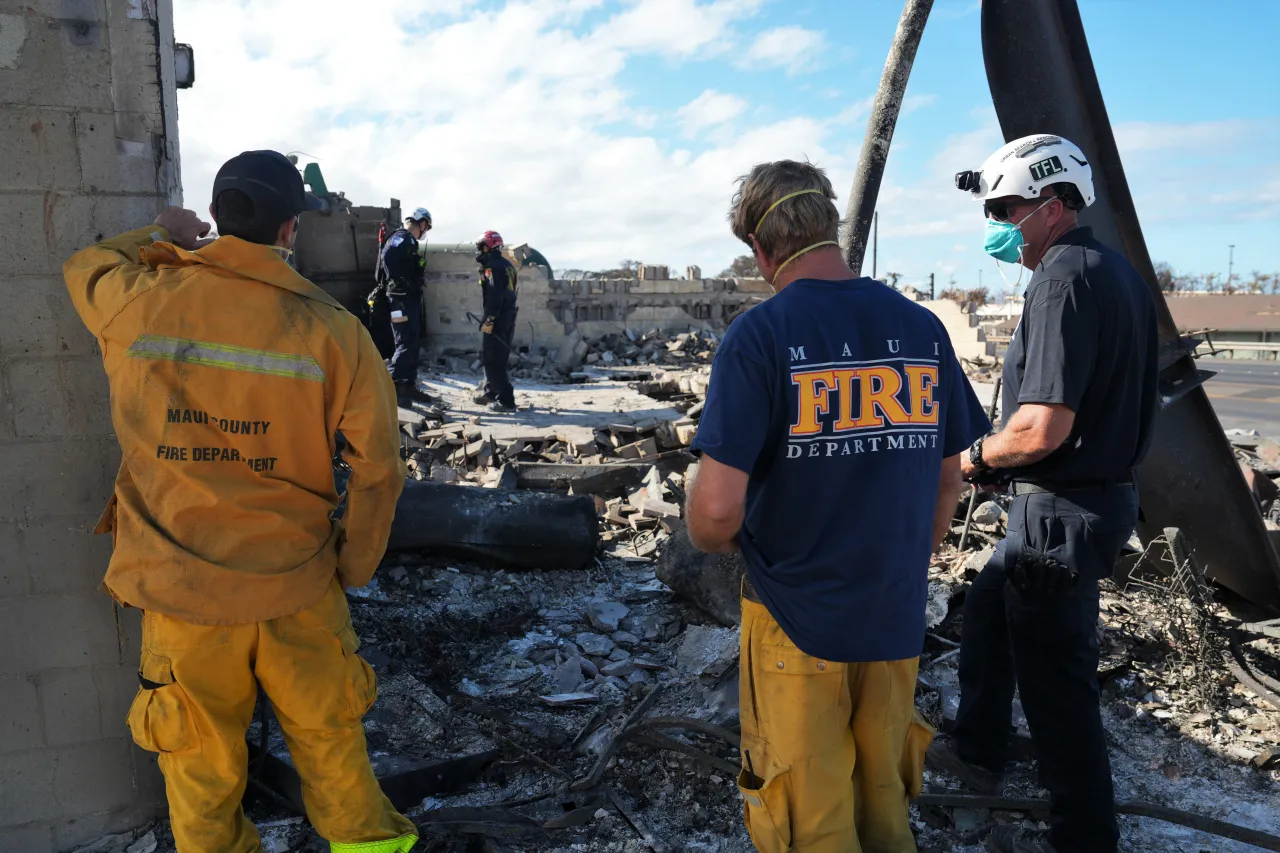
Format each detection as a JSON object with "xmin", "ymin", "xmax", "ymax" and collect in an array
[
  {"xmin": 377, "ymin": 207, "xmax": 432, "ymax": 406},
  {"xmin": 473, "ymin": 230, "xmax": 518, "ymax": 412},
  {"xmin": 927, "ymin": 135, "xmax": 1159, "ymax": 853}
]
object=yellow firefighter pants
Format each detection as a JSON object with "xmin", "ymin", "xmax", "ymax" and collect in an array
[
  {"xmin": 737, "ymin": 597, "xmax": 933, "ymax": 853},
  {"xmin": 126, "ymin": 578, "xmax": 418, "ymax": 853}
]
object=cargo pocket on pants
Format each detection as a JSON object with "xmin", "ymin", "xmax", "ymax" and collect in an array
[
  {"xmin": 900, "ymin": 710, "xmax": 936, "ymax": 799},
  {"xmin": 738, "ymin": 766, "xmax": 792, "ymax": 853},
  {"xmin": 339, "ymin": 625, "xmax": 377, "ymax": 719},
  {"xmin": 127, "ymin": 650, "xmax": 201, "ymax": 755}
]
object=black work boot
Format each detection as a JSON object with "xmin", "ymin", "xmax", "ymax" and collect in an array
[
  {"xmin": 986, "ymin": 826, "xmax": 1058, "ymax": 853},
  {"xmin": 488, "ymin": 400, "xmax": 517, "ymax": 413},
  {"xmin": 472, "ymin": 391, "xmax": 496, "ymax": 405},
  {"xmin": 926, "ymin": 736, "xmax": 1005, "ymax": 794},
  {"xmin": 396, "ymin": 381, "xmax": 433, "ymax": 406}
]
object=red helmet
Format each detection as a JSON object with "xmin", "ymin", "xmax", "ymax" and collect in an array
[{"xmin": 478, "ymin": 230, "xmax": 504, "ymax": 251}]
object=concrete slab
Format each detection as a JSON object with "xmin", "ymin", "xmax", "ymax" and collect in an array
[{"xmin": 418, "ymin": 370, "xmax": 684, "ymax": 445}]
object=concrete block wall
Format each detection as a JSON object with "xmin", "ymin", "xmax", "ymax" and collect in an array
[
  {"xmin": 0, "ymin": 0, "xmax": 180, "ymax": 849},
  {"xmin": 423, "ymin": 246, "xmax": 565, "ymax": 352},
  {"xmin": 920, "ymin": 299, "xmax": 992, "ymax": 360}
]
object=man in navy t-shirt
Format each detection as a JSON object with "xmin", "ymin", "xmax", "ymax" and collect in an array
[{"xmin": 686, "ymin": 160, "xmax": 990, "ymax": 853}]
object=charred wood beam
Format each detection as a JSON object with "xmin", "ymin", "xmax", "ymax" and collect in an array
[
  {"xmin": 384, "ymin": 478, "xmax": 600, "ymax": 570},
  {"xmin": 916, "ymin": 793, "xmax": 1280, "ymax": 851}
]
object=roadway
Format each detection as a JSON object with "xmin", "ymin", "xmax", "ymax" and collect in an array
[{"xmin": 1200, "ymin": 357, "xmax": 1280, "ymax": 435}]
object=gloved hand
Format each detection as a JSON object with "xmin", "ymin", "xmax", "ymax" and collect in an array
[
  {"xmin": 965, "ymin": 467, "xmax": 1011, "ymax": 487},
  {"xmin": 481, "ymin": 316, "xmax": 495, "ymax": 335},
  {"xmin": 1010, "ymin": 548, "xmax": 1077, "ymax": 595}
]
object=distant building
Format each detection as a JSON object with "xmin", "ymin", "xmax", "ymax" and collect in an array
[{"xmin": 1167, "ymin": 294, "xmax": 1280, "ymax": 360}]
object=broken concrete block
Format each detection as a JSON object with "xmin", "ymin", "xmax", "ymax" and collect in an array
[
  {"xmin": 554, "ymin": 328, "xmax": 587, "ymax": 368},
  {"xmin": 674, "ymin": 421, "xmax": 698, "ymax": 446},
  {"xmin": 601, "ymin": 659, "xmax": 635, "ymax": 678},
  {"xmin": 539, "ymin": 692, "xmax": 599, "ymax": 707},
  {"xmin": 925, "ymin": 580, "xmax": 950, "ymax": 630},
  {"xmin": 963, "ymin": 546, "xmax": 995, "ymax": 574},
  {"xmin": 641, "ymin": 497, "xmax": 681, "ymax": 519},
  {"xmin": 586, "ymin": 600, "xmax": 630, "ymax": 633},
  {"xmin": 127, "ymin": 832, "xmax": 159, "ymax": 853},
  {"xmin": 972, "ymin": 501, "xmax": 1004, "ymax": 525},
  {"xmin": 617, "ymin": 437, "xmax": 659, "ymax": 459},
  {"xmin": 612, "ymin": 631, "xmax": 640, "ymax": 646},
  {"xmin": 654, "ymin": 522, "xmax": 745, "ymax": 626},
  {"xmin": 676, "ymin": 625, "xmax": 740, "ymax": 678},
  {"xmin": 553, "ymin": 656, "xmax": 585, "ymax": 694},
  {"xmin": 575, "ymin": 632, "xmax": 614, "ymax": 657}
]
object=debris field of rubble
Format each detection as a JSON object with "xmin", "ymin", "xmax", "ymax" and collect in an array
[{"xmin": 72, "ymin": 332, "xmax": 1280, "ymax": 853}]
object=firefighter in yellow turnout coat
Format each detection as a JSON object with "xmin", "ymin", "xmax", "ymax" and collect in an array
[{"xmin": 62, "ymin": 150, "xmax": 418, "ymax": 853}]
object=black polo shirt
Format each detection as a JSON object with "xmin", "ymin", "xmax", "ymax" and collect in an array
[{"xmin": 1001, "ymin": 227, "xmax": 1159, "ymax": 484}]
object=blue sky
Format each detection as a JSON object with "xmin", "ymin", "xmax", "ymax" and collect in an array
[{"xmin": 174, "ymin": 0, "xmax": 1279, "ymax": 293}]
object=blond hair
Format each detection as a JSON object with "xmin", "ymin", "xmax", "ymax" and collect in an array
[{"xmin": 729, "ymin": 160, "xmax": 841, "ymax": 263}]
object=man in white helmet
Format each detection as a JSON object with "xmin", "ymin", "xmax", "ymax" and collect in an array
[
  {"xmin": 927, "ymin": 135, "xmax": 1159, "ymax": 853},
  {"xmin": 376, "ymin": 207, "xmax": 433, "ymax": 406}
]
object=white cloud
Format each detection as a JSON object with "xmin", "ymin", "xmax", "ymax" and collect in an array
[
  {"xmin": 172, "ymin": 0, "xmax": 848, "ymax": 276},
  {"xmin": 596, "ymin": 0, "xmax": 764, "ymax": 57},
  {"xmin": 741, "ymin": 25, "xmax": 827, "ymax": 74},
  {"xmin": 167, "ymin": 1, "xmax": 1277, "ymax": 284},
  {"xmin": 675, "ymin": 89, "xmax": 748, "ymax": 136}
]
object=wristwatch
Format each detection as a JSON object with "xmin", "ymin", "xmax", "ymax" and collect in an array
[{"xmin": 969, "ymin": 436, "xmax": 991, "ymax": 471}]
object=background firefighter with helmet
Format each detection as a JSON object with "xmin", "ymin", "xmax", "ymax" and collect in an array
[
  {"xmin": 473, "ymin": 230, "xmax": 519, "ymax": 412},
  {"xmin": 374, "ymin": 207, "xmax": 433, "ymax": 407}
]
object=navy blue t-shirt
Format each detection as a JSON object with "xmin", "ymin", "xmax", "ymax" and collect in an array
[{"xmin": 692, "ymin": 278, "xmax": 990, "ymax": 662}]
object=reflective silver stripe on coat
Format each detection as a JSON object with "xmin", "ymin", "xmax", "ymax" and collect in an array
[{"xmin": 127, "ymin": 335, "xmax": 325, "ymax": 382}]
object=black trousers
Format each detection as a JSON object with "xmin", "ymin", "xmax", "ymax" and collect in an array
[
  {"xmin": 365, "ymin": 295, "xmax": 395, "ymax": 361},
  {"xmin": 953, "ymin": 486, "xmax": 1138, "ymax": 853},
  {"xmin": 482, "ymin": 309, "xmax": 517, "ymax": 406},
  {"xmin": 389, "ymin": 293, "xmax": 423, "ymax": 386}
]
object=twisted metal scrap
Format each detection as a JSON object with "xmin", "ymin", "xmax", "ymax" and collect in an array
[{"xmin": 1132, "ymin": 528, "xmax": 1280, "ymax": 712}]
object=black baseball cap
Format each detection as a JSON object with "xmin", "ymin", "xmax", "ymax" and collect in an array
[{"xmin": 212, "ymin": 150, "xmax": 325, "ymax": 225}]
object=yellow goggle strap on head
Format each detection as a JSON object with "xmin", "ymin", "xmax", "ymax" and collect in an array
[
  {"xmin": 770, "ymin": 240, "xmax": 840, "ymax": 286},
  {"xmin": 755, "ymin": 188, "xmax": 831, "ymax": 235}
]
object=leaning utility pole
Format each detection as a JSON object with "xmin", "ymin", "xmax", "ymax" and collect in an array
[{"xmin": 840, "ymin": 0, "xmax": 934, "ymax": 275}]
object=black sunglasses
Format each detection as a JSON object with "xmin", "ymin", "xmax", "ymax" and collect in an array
[
  {"xmin": 985, "ymin": 196, "xmax": 1059, "ymax": 223},
  {"xmin": 983, "ymin": 199, "xmax": 1020, "ymax": 222}
]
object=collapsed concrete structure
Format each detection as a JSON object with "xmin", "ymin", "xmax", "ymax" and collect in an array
[{"xmin": 293, "ymin": 194, "xmax": 773, "ymax": 355}]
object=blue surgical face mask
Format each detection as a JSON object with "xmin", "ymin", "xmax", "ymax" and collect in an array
[{"xmin": 982, "ymin": 198, "xmax": 1053, "ymax": 264}]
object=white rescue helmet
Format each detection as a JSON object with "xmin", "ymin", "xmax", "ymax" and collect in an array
[
  {"xmin": 955, "ymin": 134, "xmax": 1095, "ymax": 207},
  {"xmin": 407, "ymin": 207, "xmax": 432, "ymax": 225}
]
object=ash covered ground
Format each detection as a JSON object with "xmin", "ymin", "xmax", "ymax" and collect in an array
[{"xmin": 73, "ymin": 353, "xmax": 1280, "ymax": 853}]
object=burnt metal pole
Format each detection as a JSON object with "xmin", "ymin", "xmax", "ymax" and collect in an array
[
  {"xmin": 982, "ymin": 0, "xmax": 1280, "ymax": 611},
  {"xmin": 959, "ymin": 377, "xmax": 1001, "ymax": 552},
  {"xmin": 841, "ymin": 0, "xmax": 934, "ymax": 275}
]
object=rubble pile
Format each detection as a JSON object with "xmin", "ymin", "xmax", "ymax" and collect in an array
[
  {"xmin": 914, "ymin": 493, "xmax": 1280, "ymax": 851},
  {"xmin": 397, "ymin": 412, "xmax": 700, "ymax": 491},
  {"xmin": 574, "ymin": 329, "xmax": 720, "ymax": 371},
  {"xmin": 76, "ymin": 366, "xmax": 1280, "ymax": 853},
  {"xmin": 959, "ymin": 355, "xmax": 1001, "ymax": 383},
  {"xmin": 438, "ymin": 327, "xmax": 721, "ymax": 387}
]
